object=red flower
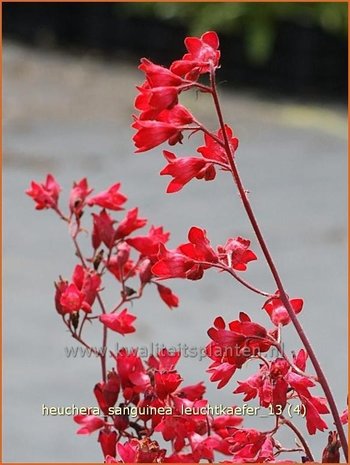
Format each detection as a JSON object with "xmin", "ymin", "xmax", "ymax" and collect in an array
[
  {"xmin": 99, "ymin": 430, "xmax": 118, "ymax": 458},
  {"xmin": 155, "ymin": 372, "xmax": 183, "ymax": 399},
  {"xmin": 72, "ymin": 264, "xmax": 101, "ymax": 308},
  {"xmin": 263, "ymin": 293, "xmax": 304, "ymax": 326},
  {"xmin": 140, "ymin": 58, "xmax": 186, "ymax": 88},
  {"xmin": 94, "ymin": 370, "xmax": 120, "ymax": 415},
  {"xmin": 152, "ymin": 244, "xmax": 196, "ymax": 280},
  {"xmin": 87, "ymin": 182, "xmax": 127, "ymax": 211},
  {"xmin": 206, "ymin": 313, "xmax": 272, "ymax": 388},
  {"xmin": 228, "ymin": 429, "xmax": 274, "ymax": 462},
  {"xmin": 106, "ymin": 255, "xmax": 137, "ymax": 282},
  {"xmin": 99, "ymin": 309, "xmax": 136, "ymax": 335},
  {"xmin": 117, "ymin": 438, "xmax": 165, "ymax": 463},
  {"xmin": 26, "ymin": 173, "xmax": 61, "ymax": 210},
  {"xmin": 74, "ymin": 414, "xmax": 105, "ymax": 435},
  {"xmin": 114, "ymin": 349, "xmax": 150, "ymax": 399},
  {"xmin": 115, "ymin": 207, "xmax": 147, "ymax": 239},
  {"xmin": 152, "ymin": 227, "xmax": 218, "ymax": 280},
  {"xmin": 176, "ymin": 382, "xmax": 206, "ymax": 401},
  {"xmin": 197, "ymin": 125, "xmax": 239, "ymax": 163},
  {"xmin": 92, "ymin": 209, "xmax": 116, "ymax": 249},
  {"xmin": 211, "ymin": 415, "xmax": 243, "ymax": 439},
  {"xmin": 69, "ymin": 178, "xmax": 93, "ymax": 216},
  {"xmin": 340, "ymin": 407, "xmax": 348, "ymax": 425},
  {"xmin": 160, "ymin": 150, "xmax": 216, "ymax": 193},
  {"xmin": 148, "ymin": 348, "xmax": 181, "ymax": 372},
  {"xmin": 217, "ymin": 236, "xmax": 257, "ymax": 271},
  {"xmin": 135, "ymin": 59, "xmax": 190, "ymax": 118},
  {"xmin": 54, "ymin": 278, "xmax": 68, "ymax": 315},
  {"xmin": 55, "ymin": 265, "xmax": 100, "ymax": 315},
  {"xmin": 156, "ymin": 283, "xmax": 179, "ymax": 309},
  {"xmin": 171, "ymin": 31, "xmax": 220, "ymax": 80},
  {"xmin": 286, "ymin": 371, "xmax": 329, "ymax": 435},
  {"xmin": 132, "ymin": 105, "xmax": 194, "ymax": 153},
  {"xmin": 127, "ymin": 225, "xmax": 170, "ymax": 258},
  {"xmin": 234, "ymin": 358, "xmax": 290, "ymax": 410},
  {"xmin": 60, "ymin": 283, "xmax": 90, "ymax": 314}
]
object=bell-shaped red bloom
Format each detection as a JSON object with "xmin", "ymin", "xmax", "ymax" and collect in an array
[
  {"xmin": 132, "ymin": 105, "xmax": 194, "ymax": 153},
  {"xmin": 198, "ymin": 125, "xmax": 238, "ymax": 163},
  {"xmin": 74, "ymin": 414, "xmax": 105, "ymax": 435},
  {"xmin": 160, "ymin": 150, "xmax": 216, "ymax": 193},
  {"xmin": 155, "ymin": 371, "xmax": 183, "ymax": 399},
  {"xmin": 94, "ymin": 370, "xmax": 120, "ymax": 415},
  {"xmin": 26, "ymin": 173, "xmax": 61, "ymax": 210},
  {"xmin": 127, "ymin": 225, "xmax": 170, "ymax": 258},
  {"xmin": 72, "ymin": 264, "xmax": 101, "ymax": 308},
  {"xmin": 217, "ymin": 236, "xmax": 257, "ymax": 271},
  {"xmin": 228, "ymin": 429, "xmax": 274, "ymax": 462},
  {"xmin": 148, "ymin": 348, "xmax": 181, "ymax": 372},
  {"xmin": 263, "ymin": 293, "xmax": 304, "ymax": 326},
  {"xmin": 99, "ymin": 309, "xmax": 136, "ymax": 335},
  {"xmin": 87, "ymin": 182, "xmax": 127, "ymax": 211},
  {"xmin": 171, "ymin": 31, "xmax": 220, "ymax": 80},
  {"xmin": 92, "ymin": 209, "xmax": 116, "ymax": 250},
  {"xmin": 207, "ymin": 313, "xmax": 272, "ymax": 388},
  {"xmin": 99, "ymin": 430, "xmax": 118, "ymax": 458},
  {"xmin": 156, "ymin": 283, "xmax": 179, "ymax": 309},
  {"xmin": 60, "ymin": 283, "xmax": 90, "ymax": 314}
]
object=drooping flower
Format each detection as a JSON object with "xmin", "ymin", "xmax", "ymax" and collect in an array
[
  {"xmin": 160, "ymin": 150, "xmax": 216, "ymax": 193},
  {"xmin": 217, "ymin": 236, "xmax": 257, "ymax": 271},
  {"xmin": 74, "ymin": 414, "xmax": 105, "ymax": 435},
  {"xmin": 263, "ymin": 293, "xmax": 304, "ymax": 326},
  {"xmin": 156, "ymin": 283, "xmax": 179, "ymax": 309},
  {"xmin": 127, "ymin": 225, "xmax": 170, "ymax": 258},
  {"xmin": 152, "ymin": 227, "xmax": 218, "ymax": 280},
  {"xmin": 135, "ymin": 59, "xmax": 191, "ymax": 118},
  {"xmin": 171, "ymin": 31, "xmax": 220, "ymax": 80},
  {"xmin": 99, "ymin": 430, "xmax": 118, "ymax": 459},
  {"xmin": 26, "ymin": 174, "xmax": 61, "ymax": 210},
  {"xmin": 132, "ymin": 105, "xmax": 194, "ymax": 153},
  {"xmin": 99, "ymin": 309, "xmax": 136, "ymax": 335},
  {"xmin": 234, "ymin": 358, "xmax": 290, "ymax": 410},
  {"xmin": 72, "ymin": 264, "xmax": 101, "ymax": 308},
  {"xmin": 114, "ymin": 349, "xmax": 150, "ymax": 400},
  {"xmin": 206, "ymin": 313, "xmax": 272, "ymax": 388},
  {"xmin": 155, "ymin": 372, "xmax": 183, "ymax": 399},
  {"xmin": 94, "ymin": 370, "xmax": 120, "ymax": 415},
  {"xmin": 227, "ymin": 428, "xmax": 274, "ymax": 462},
  {"xmin": 197, "ymin": 125, "xmax": 239, "ymax": 163},
  {"xmin": 87, "ymin": 182, "xmax": 127, "ymax": 211},
  {"xmin": 92, "ymin": 209, "xmax": 116, "ymax": 250},
  {"xmin": 59, "ymin": 283, "xmax": 88, "ymax": 313}
]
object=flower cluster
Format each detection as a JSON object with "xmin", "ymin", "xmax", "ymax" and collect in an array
[{"xmin": 26, "ymin": 29, "xmax": 347, "ymax": 464}]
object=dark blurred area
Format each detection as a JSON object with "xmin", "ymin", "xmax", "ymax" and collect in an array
[{"xmin": 3, "ymin": 2, "xmax": 347, "ymax": 99}]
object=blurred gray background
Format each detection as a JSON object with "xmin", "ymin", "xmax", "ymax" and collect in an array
[{"xmin": 3, "ymin": 3, "xmax": 347, "ymax": 463}]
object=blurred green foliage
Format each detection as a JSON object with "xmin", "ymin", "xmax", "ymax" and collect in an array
[{"xmin": 120, "ymin": 3, "xmax": 347, "ymax": 64}]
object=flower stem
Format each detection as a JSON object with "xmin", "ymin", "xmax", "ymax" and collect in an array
[
  {"xmin": 209, "ymin": 68, "xmax": 348, "ymax": 461},
  {"xmin": 281, "ymin": 416, "xmax": 315, "ymax": 461}
]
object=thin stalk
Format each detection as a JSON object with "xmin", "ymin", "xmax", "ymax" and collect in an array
[
  {"xmin": 281, "ymin": 416, "xmax": 315, "ymax": 461},
  {"xmin": 209, "ymin": 68, "xmax": 348, "ymax": 461}
]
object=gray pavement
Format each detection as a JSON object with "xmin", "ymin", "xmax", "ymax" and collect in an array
[{"xmin": 3, "ymin": 42, "xmax": 347, "ymax": 462}]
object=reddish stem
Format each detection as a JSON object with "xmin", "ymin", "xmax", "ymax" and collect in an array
[
  {"xmin": 281, "ymin": 416, "xmax": 315, "ymax": 461},
  {"xmin": 209, "ymin": 68, "xmax": 348, "ymax": 461}
]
